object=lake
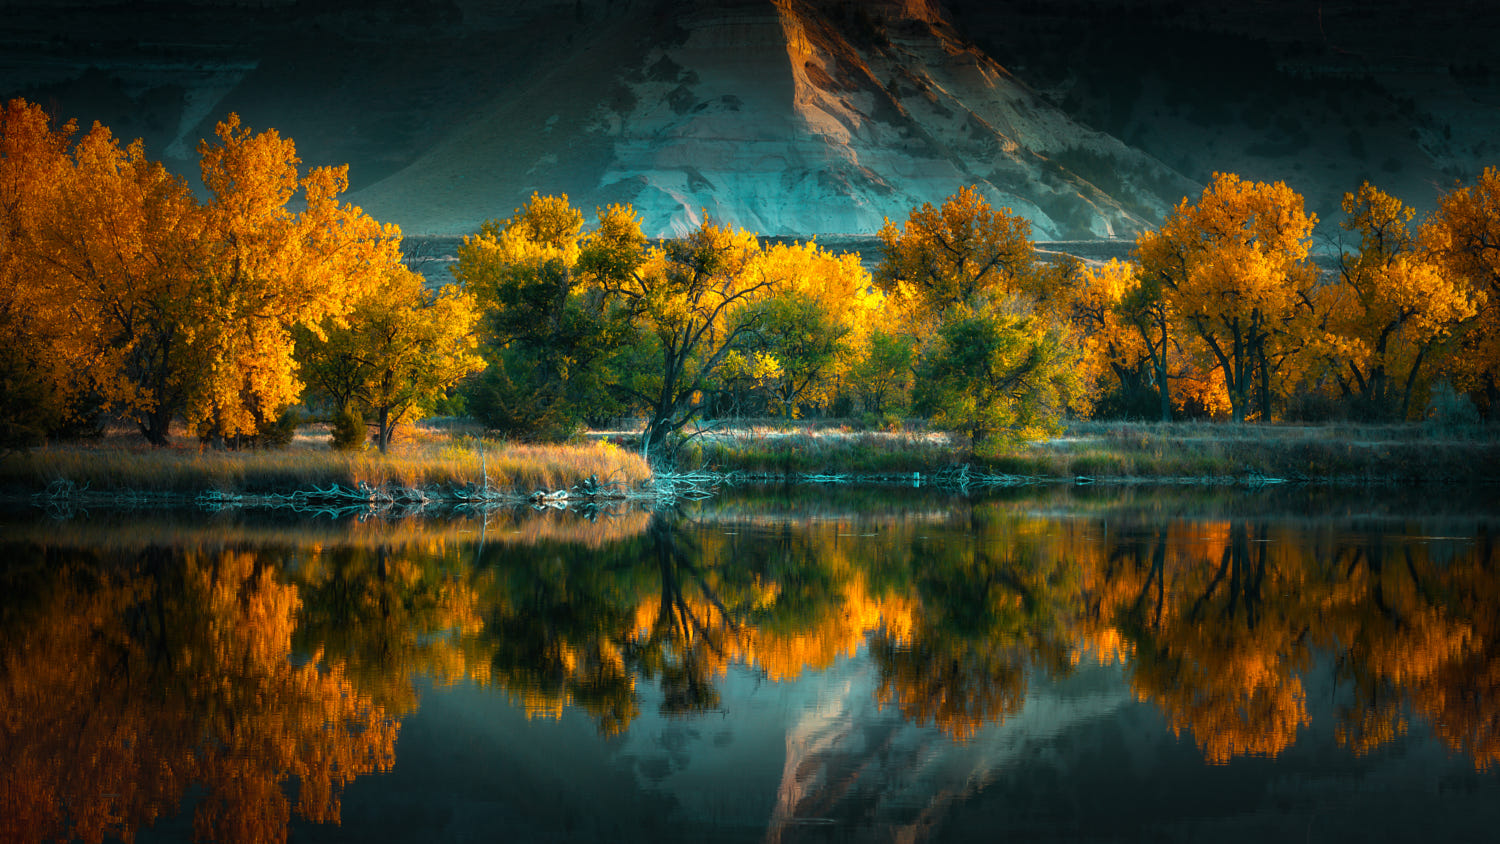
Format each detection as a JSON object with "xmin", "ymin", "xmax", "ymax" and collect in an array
[{"xmin": 4, "ymin": 484, "xmax": 1499, "ymax": 842}]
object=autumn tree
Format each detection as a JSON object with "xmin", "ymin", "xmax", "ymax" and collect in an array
[
  {"xmin": 594, "ymin": 217, "xmax": 778, "ymax": 459},
  {"xmin": 1136, "ymin": 173, "xmax": 1319, "ymax": 422},
  {"xmin": 299, "ymin": 265, "xmax": 482, "ymax": 452},
  {"xmin": 1316, "ymin": 182, "xmax": 1477, "ymax": 419},
  {"xmin": 735, "ymin": 241, "xmax": 870, "ymax": 417},
  {"xmin": 29, "ymin": 120, "xmax": 208, "ymax": 445},
  {"xmin": 0, "ymin": 102, "xmax": 417, "ymax": 447},
  {"xmin": 0, "ymin": 99, "xmax": 78, "ymax": 445},
  {"xmin": 878, "ymin": 187, "xmax": 1084, "ymax": 447},
  {"xmin": 874, "ymin": 184, "xmax": 1046, "ymax": 319},
  {"xmin": 454, "ymin": 194, "xmax": 632, "ymax": 439},
  {"xmin": 189, "ymin": 115, "xmax": 402, "ymax": 443},
  {"xmin": 1420, "ymin": 166, "xmax": 1500, "ymax": 415},
  {"xmin": 1066, "ymin": 259, "xmax": 1168, "ymax": 419}
]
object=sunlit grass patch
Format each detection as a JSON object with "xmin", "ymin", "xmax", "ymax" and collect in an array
[
  {"xmin": 681, "ymin": 427, "xmax": 964, "ymax": 475},
  {"xmin": 0, "ymin": 433, "xmax": 653, "ymax": 496}
]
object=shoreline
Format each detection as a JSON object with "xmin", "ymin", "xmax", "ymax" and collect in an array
[{"xmin": 3, "ymin": 421, "xmax": 1496, "ymax": 516}]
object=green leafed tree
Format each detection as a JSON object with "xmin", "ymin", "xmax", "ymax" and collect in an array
[
  {"xmin": 299, "ymin": 265, "xmax": 483, "ymax": 452},
  {"xmin": 914, "ymin": 306, "xmax": 1082, "ymax": 452},
  {"xmin": 594, "ymin": 217, "xmax": 778, "ymax": 459},
  {"xmin": 453, "ymin": 194, "xmax": 633, "ymax": 440},
  {"xmin": 877, "ymin": 186, "xmax": 1085, "ymax": 447}
]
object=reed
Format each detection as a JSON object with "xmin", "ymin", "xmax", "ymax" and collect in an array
[{"xmin": 0, "ymin": 435, "xmax": 653, "ymax": 497}]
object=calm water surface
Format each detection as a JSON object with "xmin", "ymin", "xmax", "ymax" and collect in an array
[{"xmin": 4, "ymin": 485, "xmax": 1499, "ymax": 842}]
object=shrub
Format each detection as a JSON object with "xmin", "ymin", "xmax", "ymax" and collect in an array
[
  {"xmin": 1426, "ymin": 382, "xmax": 1480, "ymax": 434},
  {"xmin": 256, "ymin": 409, "xmax": 299, "ymax": 449},
  {"xmin": 330, "ymin": 404, "xmax": 367, "ymax": 451}
]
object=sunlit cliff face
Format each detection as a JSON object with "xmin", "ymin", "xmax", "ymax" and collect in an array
[{"xmin": 341, "ymin": 0, "xmax": 1191, "ymax": 237}]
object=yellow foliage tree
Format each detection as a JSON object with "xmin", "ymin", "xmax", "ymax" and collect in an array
[
  {"xmin": 739, "ymin": 241, "xmax": 870, "ymax": 417},
  {"xmin": 1136, "ymin": 173, "xmax": 1319, "ymax": 422},
  {"xmin": 1069, "ymin": 259, "xmax": 1169, "ymax": 417},
  {"xmin": 1420, "ymin": 166, "xmax": 1500, "ymax": 414},
  {"xmin": 1317, "ymin": 182, "xmax": 1477, "ymax": 419},
  {"xmin": 874, "ymin": 184, "xmax": 1044, "ymax": 320},
  {"xmin": 190, "ymin": 115, "xmax": 403, "ymax": 442},
  {"xmin": 299, "ymin": 265, "xmax": 483, "ymax": 452}
]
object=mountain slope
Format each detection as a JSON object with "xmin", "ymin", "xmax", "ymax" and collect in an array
[
  {"xmin": 350, "ymin": 0, "xmax": 1196, "ymax": 238},
  {"xmin": 3, "ymin": 1, "xmax": 1495, "ymax": 238}
]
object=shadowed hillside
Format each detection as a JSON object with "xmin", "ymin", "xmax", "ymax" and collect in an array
[{"xmin": 1, "ymin": 0, "xmax": 1493, "ymax": 236}]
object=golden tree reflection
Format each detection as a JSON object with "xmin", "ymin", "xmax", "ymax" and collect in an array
[
  {"xmin": 1113, "ymin": 522, "xmax": 1313, "ymax": 762},
  {"xmin": 0, "ymin": 547, "xmax": 396, "ymax": 844}
]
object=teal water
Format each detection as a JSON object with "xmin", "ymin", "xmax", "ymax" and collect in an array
[{"xmin": 3, "ymin": 485, "xmax": 1498, "ymax": 842}]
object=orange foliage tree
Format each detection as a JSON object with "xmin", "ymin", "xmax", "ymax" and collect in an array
[
  {"xmin": 1136, "ymin": 173, "xmax": 1319, "ymax": 422},
  {"xmin": 31, "ymin": 120, "xmax": 207, "ymax": 444},
  {"xmin": 1420, "ymin": 166, "xmax": 1500, "ymax": 414},
  {"xmin": 0, "ymin": 100, "xmax": 87, "ymax": 444},
  {"xmin": 190, "ymin": 115, "xmax": 404, "ymax": 442},
  {"xmin": 0, "ymin": 99, "xmax": 424, "ymax": 446},
  {"xmin": 1315, "ymin": 182, "xmax": 1477, "ymax": 419}
]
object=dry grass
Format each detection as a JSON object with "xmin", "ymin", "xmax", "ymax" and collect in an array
[
  {"xmin": 994, "ymin": 420, "xmax": 1500, "ymax": 482},
  {"xmin": 0, "ymin": 426, "xmax": 653, "ymax": 497},
  {"xmin": 646, "ymin": 418, "xmax": 1499, "ymax": 483},
  {"xmin": 653, "ymin": 424, "xmax": 965, "ymax": 475},
  {"xmin": 6, "ymin": 419, "xmax": 1494, "ymax": 499}
]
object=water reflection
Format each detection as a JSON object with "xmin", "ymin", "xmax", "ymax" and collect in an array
[
  {"xmin": 1, "ymin": 487, "xmax": 1497, "ymax": 841},
  {"xmin": 0, "ymin": 546, "xmax": 397, "ymax": 844}
]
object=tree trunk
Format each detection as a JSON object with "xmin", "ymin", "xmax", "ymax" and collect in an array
[
  {"xmin": 139, "ymin": 409, "xmax": 172, "ymax": 447},
  {"xmin": 1156, "ymin": 357, "xmax": 1171, "ymax": 422},
  {"xmin": 1153, "ymin": 308, "xmax": 1172, "ymax": 422}
]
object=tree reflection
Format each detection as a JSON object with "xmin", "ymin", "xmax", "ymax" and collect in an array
[
  {"xmin": 1109, "ymin": 521, "xmax": 1313, "ymax": 762},
  {"xmin": 1311, "ymin": 527, "xmax": 1500, "ymax": 767},
  {"xmin": 870, "ymin": 509, "xmax": 1081, "ymax": 739},
  {"xmin": 293, "ymin": 542, "xmax": 489, "ymax": 717},
  {"xmin": 0, "ymin": 545, "xmax": 396, "ymax": 844},
  {"xmin": 6, "ymin": 495, "xmax": 1500, "ymax": 844},
  {"xmin": 1078, "ymin": 513, "xmax": 1500, "ymax": 768}
]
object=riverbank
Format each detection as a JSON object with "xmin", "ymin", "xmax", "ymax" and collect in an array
[
  {"xmin": 665, "ymin": 420, "xmax": 1500, "ymax": 485},
  {"xmin": 3, "ymin": 420, "xmax": 1495, "ymax": 513},
  {"xmin": 0, "ymin": 429, "xmax": 654, "ymax": 508}
]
